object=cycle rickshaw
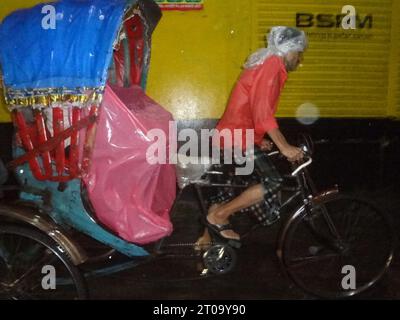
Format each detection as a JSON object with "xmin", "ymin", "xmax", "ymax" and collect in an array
[{"xmin": 0, "ymin": 0, "xmax": 395, "ymax": 299}]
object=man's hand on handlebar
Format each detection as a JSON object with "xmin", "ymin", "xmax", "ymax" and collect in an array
[
  {"xmin": 280, "ymin": 144, "xmax": 304, "ymax": 162},
  {"xmin": 266, "ymin": 128, "xmax": 305, "ymax": 162}
]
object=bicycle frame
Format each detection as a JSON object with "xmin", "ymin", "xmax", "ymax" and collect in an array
[
  {"xmin": 178, "ymin": 150, "xmax": 328, "ymax": 242},
  {"xmin": 276, "ymin": 159, "xmax": 345, "ymax": 264}
]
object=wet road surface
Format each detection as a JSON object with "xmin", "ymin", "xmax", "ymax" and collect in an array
[{"xmin": 87, "ymin": 185, "xmax": 400, "ymax": 300}]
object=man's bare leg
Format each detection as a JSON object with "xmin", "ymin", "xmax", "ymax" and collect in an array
[
  {"xmin": 195, "ymin": 184, "xmax": 264, "ymax": 247},
  {"xmin": 207, "ymin": 184, "xmax": 265, "ymax": 239}
]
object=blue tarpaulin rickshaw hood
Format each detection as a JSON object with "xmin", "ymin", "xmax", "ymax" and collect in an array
[{"xmin": 0, "ymin": 0, "xmax": 127, "ymax": 91}]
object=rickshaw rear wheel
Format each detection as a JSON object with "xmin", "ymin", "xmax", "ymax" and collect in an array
[{"xmin": 0, "ymin": 224, "xmax": 88, "ymax": 300}]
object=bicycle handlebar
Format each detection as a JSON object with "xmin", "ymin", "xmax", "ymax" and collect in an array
[
  {"xmin": 267, "ymin": 145, "xmax": 313, "ymax": 176},
  {"xmin": 291, "ymin": 156, "xmax": 312, "ymax": 176}
]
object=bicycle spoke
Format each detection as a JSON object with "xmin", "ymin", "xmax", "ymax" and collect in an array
[
  {"xmin": 343, "ymin": 203, "xmax": 363, "ymax": 239},
  {"xmin": 288, "ymin": 253, "xmax": 339, "ymax": 269},
  {"xmin": 320, "ymin": 206, "xmax": 344, "ymax": 241},
  {"xmin": 355, "ymin": 211, "xmax": 383, "ymax": 232},
  {"xmin": 283, "ymin": 195, "xmax": 394, "ymax": 298},
  {"xmin": 11, "ymin": 251, "xmax": 55, "ymax": 288},
  {"xmin": 9, "ymin": 237, "xmax": 24, "ymax": 267},
  {"xmin": 0, "ymin": 226, "xmax": 87, "ymax": 299}
]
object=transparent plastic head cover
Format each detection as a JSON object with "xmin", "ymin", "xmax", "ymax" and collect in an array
[{"xmin": 244, "ymin": 26, "xmax": 308, "ymax": 69}]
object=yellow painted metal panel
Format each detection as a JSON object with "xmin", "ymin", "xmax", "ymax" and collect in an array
[
  {"xmin": 146, "ymin": 0, "xmax": 252, "ymax": 119},
  {"xmin": 0, "ymin": 0, "xmax": 399, "ymax": 122},
  {"xmin": 387, "ymin": 0, "xmax": 400, "ymax": 116},
  {"xmin": 253, "ymin": 0, "xmax": 394, "ymax": 118}
]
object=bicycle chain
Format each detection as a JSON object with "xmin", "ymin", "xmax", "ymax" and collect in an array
[
  {"xmin": 113, "ymin": 241, "xmax": 222, "ymax": 283},
  {"xmin": 158, "ymin": 241, "xmax": 216, "ymax": 258},
  {"xmin": 162, "ymin": 241, "xmax": 214, "ymax": 248}
]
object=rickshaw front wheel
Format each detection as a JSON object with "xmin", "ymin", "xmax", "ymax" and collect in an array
[{"xmin": 280, "ymin": 194, "xmax": 395, "ymax": 299}]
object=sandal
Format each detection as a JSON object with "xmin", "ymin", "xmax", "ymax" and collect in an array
[{"xmin": 205, "ymin": 216, "xmax": 240, "ymax": 241}]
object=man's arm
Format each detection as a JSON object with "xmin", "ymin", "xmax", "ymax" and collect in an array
[
  {"xmin": 249, "ymin": 60, "xmax": 281, "ymax": 139},
  {"xmin": 267, "ymin": 128, "xmax": 303, "ymax": 162}
]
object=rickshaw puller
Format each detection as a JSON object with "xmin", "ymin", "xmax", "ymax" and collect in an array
[{"xmin": 197, "ymin": 26, "xmax": 308, "ymax": 245}]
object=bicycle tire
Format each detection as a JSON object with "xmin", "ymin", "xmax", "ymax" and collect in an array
[{"xmin": 280, "ymin": 193, "xmax": 395, "ymax": 299}]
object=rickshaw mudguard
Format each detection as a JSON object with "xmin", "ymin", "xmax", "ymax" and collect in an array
[
  {"xmin": 0, "ymin": 203, "xmax": 88, "ymax": 266},
  {"xmin": 14, "ymin": 160, "xmax": 150, "ymax": 258}
]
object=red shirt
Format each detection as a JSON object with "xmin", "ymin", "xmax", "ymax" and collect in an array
[{"xmin": 215, "ymin": 55, "xmax": 288, "ymax": 149}]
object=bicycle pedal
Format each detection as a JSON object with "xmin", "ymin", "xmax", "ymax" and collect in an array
[{"xmin": 228, "ymin": 239, "xmax": 241, "ymax": 249}]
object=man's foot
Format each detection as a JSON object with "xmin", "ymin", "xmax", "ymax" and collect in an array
[
  {"xmin": 206, "ymin": 211, "xmax": 240, "ymax": 241},
  {"xmin": 194, "ymin": 229, "xmax": 212, "ymax": 252},
  {"xmin": 194, "ymin": 204, "xmax": 220, "ymax": 251}
]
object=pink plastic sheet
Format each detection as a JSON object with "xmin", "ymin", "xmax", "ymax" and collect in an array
[{"xmin": 83, "ymin": 84, "xmax": 176, "ymax": 244}]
